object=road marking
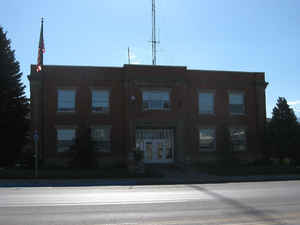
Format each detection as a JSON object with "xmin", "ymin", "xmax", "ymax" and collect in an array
[
  {"xmin": 0, "ymin": 199, "xmax": 201, "ymax": 207},
  {"xmin": 0, "ymin": 190, "xmax": 214, "ymax": 207}
]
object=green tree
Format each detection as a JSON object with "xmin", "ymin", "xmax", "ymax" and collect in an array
[
  {"xmin": 266, "ymin": 97, "xmax": 299, "ymax": 161},
  {"xmin": 0, "ymin": 26, "xmax": 29, "ymax": 167}
]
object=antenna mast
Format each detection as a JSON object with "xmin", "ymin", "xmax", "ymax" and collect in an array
[
  {"xmin": 152, "ymin": 0, "xmax": 158, "ymax": 65},
  {"xmin": 128, "ymin": 47, "xmax": 131, "ymax": 64}
]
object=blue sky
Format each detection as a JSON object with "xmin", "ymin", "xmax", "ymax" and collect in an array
[{"xmin": 1, "ymin": 0, "xmax": 300, "ymax": 117}]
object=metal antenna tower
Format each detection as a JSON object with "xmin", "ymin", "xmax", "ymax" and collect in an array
[
  {"xmin": 151, "ymin": 0, "xmax": 158, "ymax": 65},
  {"xmin": 128, "ymin": 46, "xmax": 131, "ymax": 64}
]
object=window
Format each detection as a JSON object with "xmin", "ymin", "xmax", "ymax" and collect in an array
[
  {"xmin": 57, "ymin": 89, "xmax": 75, "ymax": 112},
  {"xmin": 229, "ymin": 93, "xmax": 244, "ymax": 115},
  {"xmin": 199, "ymin": 92, "xmax": 214, "ymax": 114},
  {"xmin": 91, "ymin": 127, "xmax": 111, "ymax": 152},
  {"xmin": 199, "ymin": 128, "xmax": 216, "ymax": 151},
  {"xmin": 143, "ymin": 90, "xmax": 170, "ymax": 110},
  {"xmin": 230, "ymin": 127, "xmax": 247, "ymax": 151},
  {"xmin": 92, "ymin": 90, "xmax": 109, "ymax": 112},
  {"xmin": 57, "ymin": 128, "xmax": 76, "ymax": 152}
]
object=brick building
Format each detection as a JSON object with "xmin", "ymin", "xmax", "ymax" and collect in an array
[{"xmin": 28, "ymin": 64, "xmax": 268, "ymax": 167}]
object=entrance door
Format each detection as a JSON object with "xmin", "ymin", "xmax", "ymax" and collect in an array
[
  {"xmin": 144, "ymin": 139, "xmax": 165, "ymax": 163},
  {"xmin": 137, "ymin": 128, "xmax": 174, "ymax": 163}
]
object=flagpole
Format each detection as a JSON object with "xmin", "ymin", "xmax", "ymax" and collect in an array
[{"xmin": 40, "ymin": 17, "xmax": 45, "ymax": 173}]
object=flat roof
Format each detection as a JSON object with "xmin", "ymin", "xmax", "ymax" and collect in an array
[{"xmin": 30, "ymin": 64, "xmax": 264, "ymax": 74}]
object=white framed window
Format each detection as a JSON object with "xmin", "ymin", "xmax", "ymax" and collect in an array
[
  {"xmin": 143, "ymin": 90, "xmax": 170, "ymax": 110},
  {"xmin": 199, "ymin": 128, "xmax": 216, "ymax": 151},
  {"xmin": 230, "ymin": 127, "xmax": 247, "ymax": 151},
  {"xmin": 57, "ymin": 128, "xmax": 76, "ymax": 152},
  {"xmin": 92, "ymin": 90, "xmax": 109, "ymax": 113},
  {"xmin": 229, "ymin": 92, "xmax": 245, "ymax": 115},
  {"xmin": 199, "ymin": 92, "xmax": 214, "ymax": 114},
  {"xmin": 91, "ymin": 127, "xmax": 111, "ymax": 152},
  {"xmin": 57, "ymin": 89, "xmax": 76, "ymax": 112}
]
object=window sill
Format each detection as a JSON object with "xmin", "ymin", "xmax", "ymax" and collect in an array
[
  {"xmin": 230, "ymin": 113, "xmax": 246, "ymax": 116},
  {"xmin": 143, "ymin": 109, "xmax": 171, "ymax": 112},
  {"xmin": 95, "ymin": 151, "xmax": 111, "ymax": 154},
  {"xmin": 56, "ymin": 111, "xmax": 76, "ymax": 114},
  {"xmin": 199, "ymin": 112, "xmax": 215, "ymax": 116},
  {"xmin": 56, "ymin": 151, "xmax": 72, "ymax": 154},
  {"xmin": 233, "ymin": 149, "xmax": 247, "ymax": 152},
  {"xmin": 91, "ymin": 111, "xmax": 110, "ymax": 114},
  {"xmin": 199, "ymin": 149, "xmax": 216, "ymax": 152}
]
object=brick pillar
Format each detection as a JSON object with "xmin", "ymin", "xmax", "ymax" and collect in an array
[{"xmin": 123, "ymin": 78, "xmax": 131, "ymax": 163}]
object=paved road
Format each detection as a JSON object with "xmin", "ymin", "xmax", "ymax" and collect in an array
[{"xmin": 0, "ymin": 181, "xmax": 300, "ymax": 225}]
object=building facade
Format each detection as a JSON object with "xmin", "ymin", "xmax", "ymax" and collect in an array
[{"xmin": 28, "ymin": 64, "xmax": 268, "ymax": 167}]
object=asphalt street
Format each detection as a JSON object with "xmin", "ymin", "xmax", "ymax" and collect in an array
[{"xmin": 0, "ymin": 181, "xmax": 300, "ymax": 225}]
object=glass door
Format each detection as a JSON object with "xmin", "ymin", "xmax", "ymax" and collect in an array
[
  {"xmin": 136, "ymin": 129, "xmax": 174, "ymax": 163},
  {"xmin": 155, "ymin": 140, "xmax": 164, "ymax": 161},
  {"xmin": 145, "ymin": 140, "xmax": 153, "ymax": 162},
  {"xmin": 143, "ymin": 140, "xmax": 164, "ymax": 163}
]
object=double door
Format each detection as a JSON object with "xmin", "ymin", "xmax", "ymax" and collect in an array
[{"xmin": 136, "ymin": 129, "xmax": 174, "ymax": 163}]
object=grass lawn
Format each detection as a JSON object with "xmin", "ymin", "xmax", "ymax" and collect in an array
[
  {"xmin": 0, "ymin": 167, "xmax": 162, "ymax": 179},
  {"xmin": 1, "ymin": 164, "xmax": 300, "ymax": 179}
]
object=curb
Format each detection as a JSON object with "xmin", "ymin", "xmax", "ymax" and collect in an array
[{"xmin": 1, "ymin": 175, "xmax": 300, "ymax": 187}]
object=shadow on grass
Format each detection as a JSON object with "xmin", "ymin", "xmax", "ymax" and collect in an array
[
  {"xmin": 0, "ymin": 167, "xmax": 164, "ymax": 187},
  {"xmin": 189, "ymin": 184, "xmax": 287, "ymax": 225},
  {"xmin": 194, "ymin": 163, "xmax": 300, "ymax": 176}
]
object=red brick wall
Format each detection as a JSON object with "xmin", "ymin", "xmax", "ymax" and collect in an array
[{"xmin": 29, "ymin": 65, "xmax": 267, "ymax": 165}]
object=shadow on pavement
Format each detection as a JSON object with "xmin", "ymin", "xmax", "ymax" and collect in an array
[{"xmin": 189, "ymin": 184, "xmax": 287, "ymax": 225}]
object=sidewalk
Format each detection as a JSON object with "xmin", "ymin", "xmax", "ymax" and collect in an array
[{"xmin": 1, "ymin": 174, "xmax": 300, "ymax": 187}]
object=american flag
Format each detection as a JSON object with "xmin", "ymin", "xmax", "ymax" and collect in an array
[{"xmin": 36, "ymin": 18, "xmax": 45, "ymax": 72}]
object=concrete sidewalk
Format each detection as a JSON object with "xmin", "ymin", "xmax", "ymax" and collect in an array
[{"xmin": 1, "ymin": 174, "xmax": 300, "ymax": 187}]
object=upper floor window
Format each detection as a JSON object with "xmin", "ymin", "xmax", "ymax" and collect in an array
[
  {"xmin": 92, "ymin": 90, "xmax": 109, "ymax": 113},
  {"xmin": 57, "ymin": 89, "xmax": 75, "ymax": 112},
  {"xmin": 57, "ymin": 128, "xmax": 76, "ymax": 152},
  {"xmin": 143, "ymin": 90, "xmax": 170, "ymax": 110},
  {"xmin": 199, "ymin": 128, "xmax": 216, "ymax": 151},
  {"xmin": 229, "ymin": 92, "xmax": 245, "ymax": 115},
  {"xmin": 91, "ymin": 127, "xmax": 111, "ymax": 152},
  {"xmin": 199, "ymin": 92, "xmax": 214, "ymax": 114},
  {"xmin": 230, "ymin": 127, "xmax": 247, "ymax": 151}
]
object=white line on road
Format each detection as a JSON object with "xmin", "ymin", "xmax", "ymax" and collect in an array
[{"xmin": 0, "ymin": 198, "xmax": 199, "ymax": 207}]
